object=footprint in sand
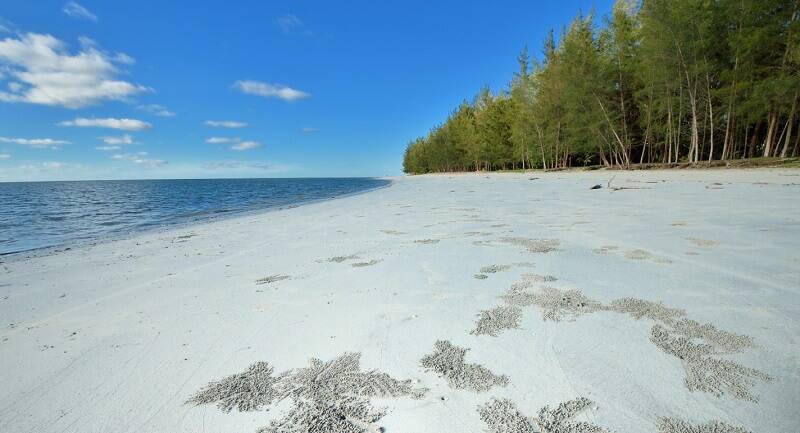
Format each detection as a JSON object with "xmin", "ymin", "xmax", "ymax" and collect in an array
[
  {"xmin": 684, "ymin": 237, "xmax": 721, "ymax": 247},
  {"xmin": 350, "ymin": 259, "xmax": 382, "ymax": 268},
  {"xmin": 325, "ymin": 254, "xmax": 360, "ymax": 263},
  {"xmin": 255, "ymin": 275, "xmax": 290, "ymax": 285},
  {"xmin": 412, "ymin": 238, "xmax": 441, "ymax": 244},
  {"xmin": 593, "ymin": 245, "xmax": 671, "ymax": 264}
]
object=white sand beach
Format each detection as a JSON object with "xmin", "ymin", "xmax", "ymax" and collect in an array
[{"xmin": 1, "ymin": 169, "xmax": 799, "ymax": 433}]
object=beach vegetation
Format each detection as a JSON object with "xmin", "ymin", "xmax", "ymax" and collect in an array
[{"xmin": 403, "ymin": 0, "xmax": 800, "ymax": 173}]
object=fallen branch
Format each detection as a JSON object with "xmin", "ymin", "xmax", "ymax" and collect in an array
[{"xmin": 607, "ymin": 175, "xmax": 649, "ymax": 191}]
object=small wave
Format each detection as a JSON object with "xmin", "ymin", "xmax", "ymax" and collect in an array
[{"xmin": 0, "ymin": 178, "xmax": 389, "ymax": 255}]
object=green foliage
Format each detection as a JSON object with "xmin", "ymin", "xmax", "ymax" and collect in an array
[{"xmin": 402, "ymin": 0, "xmax": 800, "ymax": 174}]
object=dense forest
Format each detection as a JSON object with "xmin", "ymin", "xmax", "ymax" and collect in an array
[{"xmin": 403, "ymin": 0, "xmax": 800, "ymax": 173}]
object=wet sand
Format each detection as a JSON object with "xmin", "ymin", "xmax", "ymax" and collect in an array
[{"xmin": 1, "ymin": 169, "xmax": 799, "ymax": 432}]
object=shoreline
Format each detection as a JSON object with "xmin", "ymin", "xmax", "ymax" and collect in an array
[
  {"xmin": 1, "ymin": 168, "xmax": 798, "ymax": 432},
  {"xmin": 0, "ymin": 178, "xmax": 394, "ymax": 262}
]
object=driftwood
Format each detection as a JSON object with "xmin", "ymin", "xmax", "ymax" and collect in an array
[{"xmin": 607, "ymin": 175, "xmax": 649, "ymax": 191}]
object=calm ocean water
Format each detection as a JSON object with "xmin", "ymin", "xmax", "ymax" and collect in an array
[{"xmin": 0, "ymin": 178, "xmax": 389, "ymax": 255}]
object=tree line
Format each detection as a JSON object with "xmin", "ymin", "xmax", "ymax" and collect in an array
[{"xmin": 403, "ymin": 0, "xmax": 799, "ymax": 174}]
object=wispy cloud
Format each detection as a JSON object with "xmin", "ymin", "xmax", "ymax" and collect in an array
[
  {"xmin": 137, "ymin": 103, "xmax": 175, "ymax": 117},
  {"xmin": 0, "ymin": 136, "xmax": 70, "ymax": 148},
  {"xmin": 206, "ymin": 137, "xmax": 241, "ymax": 144},
  {"xmin": 0, "ymin": 154, "xmax": 10, "ymax": 159},
  {"xmin": 114, "ymin": 53, "xmax": 135, "ymax": 65},
  {"xmin": 0, "ymin": 18, "xmax": 16, "ymax": 34},
  {"xmin": 95, "ymin": 145, "xmax": 120, "ymax": 151},
  {"xmin": 233, "ymin": 80, "xmax": 310, "ymax": 101},
  {"xmin": 77, "ymin": 36, "xmax": 97, "ymax": 49},
  {"xmin": 19, "ymin": 161, "xmax": 80, "ymax": 170},
  {"xmin": 0, "ymin": 33, "xmax": 148, "ymax": 108},
  {"xmin": 100, "ymin": 134, "xmax": 136, "ymax": 145},
  {"xmin": 43, "ymin": 161, "xmax": 68, "ymax": 168},
  {"xmin": 63, "ymin": 2, "xmax": 98, "ymax": 22},
  {"xmin": 300, "ymin": 127, "xmax": 318, "ymax": 133},
  {"xmin": 111, "ymin": 151, "xmax": 166, "ymax": 167},
  {"xmin": 59, "ymin": 117, "xmax": 152, "ymax": 130},
  {"xmin": 276, "ymin": 14, "xmax": 302, "ymax": 34},
  {"xmin": 231, "ymin": 141, "xmax": 262, "ymax": 151},
  {"xmin": 203, "ymin": 161, "xmax": 274, "ymax": 170},
  {"xmin": 205, "ymin": 120, "xmax": 248, "ymax": 128}
]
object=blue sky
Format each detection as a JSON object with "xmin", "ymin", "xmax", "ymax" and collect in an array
[{"xmin": 0, "ymin": 1, "xmax": 615, "ymax": 181}]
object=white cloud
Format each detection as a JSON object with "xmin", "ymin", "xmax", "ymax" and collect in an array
[
  {"xmin": 205, "ymin": 120, "xmax": 248, "ymax": 128},
  {"xmin": 95, "ymin": 145, "xmax": 120, "ymax": 151},
  {"xmin": 63, "ymin": 2, "xmax": 98, "ymax": 22},
  {"xmin": 276, "ymin": 14, "xmax": 302, "ymax": 34},
  {"xmin": 137, "ymin": 104, "xmax": 175, "ymax": 117},
  {"xmin": 59, "ymin": 117, "xmax": 152, "ymax": 130},
  {"xmin": 233, "ymin": 80, "xmax": 310, "ymax": 101},
  {"xmin": 111, "ymin": 152, "xmax": 166, "ymax": 167},
  {"xmin": 18, "ymin": 161, "xmax": 78, "ymax": 170},
  {"xmin": 231, "ymin": 141, "xmax": 262, "ymax": 151},
  {"xmin": 78, "ymin": 36, "xmax": 96, "ymax": 49},
  {"xmin": 0, "ymin": 154, "xmax": 10, "ymax": 159},
  {"xmin": 113, "ymin": 53, "xmax": 135, "ymax": 65},
  {"xmin": 300, "ymin": 127, "xmax": 318, "ymax": 133},
  {"xmin": 206, "ymin": 137, "xmax": 240, "ymax": 144},
  {"xmin": 203, "ymin": 161, "xmax": 274, "ymax": 170},
  {"xmin": 0, "ymin": 18, "xmax": 15, "ymax": 35},
  {"xmin": 0, "ymin": 136, "xmax": 70, "ymax": 148},
  {"xmin": 0, "ymin": 33, "xmax": 149, "ymax": 108},
  {"xmin": 100, "ymin": 134, "xmax": 136, "ymax": 145}
]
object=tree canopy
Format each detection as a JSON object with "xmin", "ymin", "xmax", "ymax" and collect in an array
[{"xmin": 403, "ymin": 0, "xmax": 800, "ymax": 174}]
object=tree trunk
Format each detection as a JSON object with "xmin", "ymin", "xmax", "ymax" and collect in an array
[
  {"xmin": 780, "ymin": 90, "xmax": 798, "ymax": 158},
  {"xmin": 534, "ymin": 124, "xmax": 547, "ymax": 170},
  {"xmin": 596, "ymin": 129, "xmax": 611, "ymax": 166},
  {"xmin": 667, "ymin": 101, "xmax": 673, "ymax": 163},
  {"xmin": 554, "ymin": 122, "xmax": 561, "ymax": 169},
  {"xmin": 690, "ymin": 99, "xmax": 699, "ymax": 163},
  {"xmin": 707, "ymin": 91, "xmax": 715, "ymax": 162},
  {"xmin": 774, "ymin": 118, "xmax": 789, "ymax": 157},
  {"xmin": 618, "ymin": 64, "xmax": 631, "ymax": 163},
  {"xmin": 594, "ymin": 94, "xmax": 630, "ymax": 167},
  {"xmin": 684, "ymin": 67, "xmax": 700, "ymax": 163},
  {"xmin": 676, "ymin": 87, "xmax": 684, "ymax": 163},
  {"xmin": 640, "ymin": 123, "xmax": 651, "ymax": 164},
  {"xmin": 793, "ymin": 121, "xmax": 800, "ymax": 157},
  {"xmin": 763, "ymin": 113, "xmax": 778, "ymax": 157},
  {"xmin": 748, "ymin": 120, "xmax": 762, "ymax": 158},
  {"xmin": 722, "ymin": 100, "xmax": 733, "ymax": 160},
  {"xmin": 700, "ymin": 106, "xmax": 708, "ymax": 162}
]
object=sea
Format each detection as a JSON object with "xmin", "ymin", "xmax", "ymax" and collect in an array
[{"xmin": 0, "ymin": 177, "xmax": 390, "ymax": 256}]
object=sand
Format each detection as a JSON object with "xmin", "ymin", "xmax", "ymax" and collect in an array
[{"xmin": 1, "ymin": 169, "xmax": 799, "ymax": 432}]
